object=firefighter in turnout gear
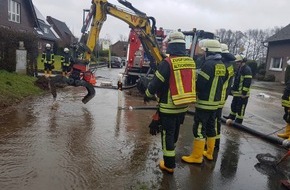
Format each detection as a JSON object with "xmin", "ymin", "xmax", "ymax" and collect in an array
[
  {"xmin": 143, "ymin": 31, "xmax": 196, "ymax": 173},
  {"xmin": 182, "ymin": 39, "xmax": 226, "ymax": 164},
  {"xmin": 41, "ymin": 44, "xmax": 55, "ymax": 77},
  {"xmin": 215, "ymin": 43, "xmax": 236, "ymax": 149},
  {"xmin": 226, "ymin": 54, "xmax": 252, "ymax": 124},
  {"xmin": 277, "ymin": 60, "xmax": 290, "ymax": 139},
  {"xmin": 61, "ymin": 48, "xmax": 72, "ymax": 77}
]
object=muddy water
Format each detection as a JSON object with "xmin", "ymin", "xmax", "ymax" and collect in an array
[{"xmin": 0, "ymin": 67, "xmax": 289, "ymax": 190}]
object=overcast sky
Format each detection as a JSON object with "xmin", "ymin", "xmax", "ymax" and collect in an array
[{"xmin": 33, "ymin": 0, "xmax": 290, "ymax": 43}]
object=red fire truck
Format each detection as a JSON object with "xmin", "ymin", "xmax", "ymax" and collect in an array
[
  {"xmin": 124, "ymin": 27, "xmax": 167, "ymax": 85},
  {"xmin": 124, "ymin": 27, "xmax": 215, "ymax": 85}
]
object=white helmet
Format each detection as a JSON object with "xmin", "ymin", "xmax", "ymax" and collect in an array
[
  {"xmin": 198, "ymin": 39, "xmax": 222, "ymax": 53},
  {"xmin": 46, "ymin": 44, "xmax": 51, "ymax": 49},
  {"xmin": 64, "ymin": 48, "xmax": 69, "ymax": 53},
  {"xmin": 235, "ymin": 54, "xmax": 246, "ymax": 62},
  {"xmin": 168, "ymin": 31, "xmax": 185, "ymax": 44},
  {"xmin": 221, "ymin": 43, "xmax": 229, "ymax": 53}
]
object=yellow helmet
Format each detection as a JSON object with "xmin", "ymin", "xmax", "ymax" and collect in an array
[
  {"xmin": 221, "ymin": 43, "xmax": 229, "ymax": 53},
  {"xmin": 168, "ymin": 31, "xmax": 185, "ymax": 44},
  {"xmin": 198, "ymin": 39, "xmax": 221, "ymax": 53}
]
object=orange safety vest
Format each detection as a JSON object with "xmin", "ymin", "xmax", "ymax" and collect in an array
[{"xmin": 165, "ymin": 56, "xmax": 197, "ymax": 105}]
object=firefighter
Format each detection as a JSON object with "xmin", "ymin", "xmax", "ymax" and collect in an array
[
  {"xmin": 41, "ymin": 44, "xmax": 55, "ymax": 77},
  {"xmin": 142, "ymin": 31, "xmax": 196, "ymax": 173},
  {"xmin": 277, "ymin": 60, "xmax": 290, "ymax": 139},
  {"xmin": 225, "ymin": 54, "xmax": 252, "ymax": 125},
  {"xmin": 215, "ymin": 43, "xmax": 236, "ymax": 149},
  {"xmin": 61, "ymin": 48, "xmax": 71, "ymax": 77},
  {"xmin": 182, "ymin": 39, "xmax": 226, "ymax": 164}
]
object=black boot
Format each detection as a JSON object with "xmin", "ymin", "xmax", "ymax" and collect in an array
[{"xmin": 215, "ymin": 139, "xmax": 220, "ymax": 150}]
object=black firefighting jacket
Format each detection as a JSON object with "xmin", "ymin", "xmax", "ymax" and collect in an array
[
  {"xmin": 231, "ymin": 64, "xmax": 252, "ymax": 97},
  {"xmin": 195, "ymin": 54, "xmax": 226, "ymax": 110}
]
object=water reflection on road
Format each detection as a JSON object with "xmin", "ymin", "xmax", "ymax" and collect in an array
[{"xmin": 0, "ymin": 67, "xmax": 289, "ymax": 190}]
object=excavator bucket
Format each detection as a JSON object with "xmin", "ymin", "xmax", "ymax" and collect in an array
[
  {"xmin": 80, "ymin": 81, "xmax": 96, "ymax": 104},
  {"xmin": 48, "ymin": 75, "xmax": 96, "ymax": 104}
]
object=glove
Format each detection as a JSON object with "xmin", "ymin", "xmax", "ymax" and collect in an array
[
  {"xmin": 148, "ymin": 112, "xmax": 160, "ymax": 135},
  {"xmin": 144, "ymin": 95, "xmax": 157, "ymax": 103},
  {"xmin": 136, "ymin": 77, "xmax": 150, "ymax": 94}
]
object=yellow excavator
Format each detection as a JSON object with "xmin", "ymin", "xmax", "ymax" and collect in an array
[
  {"xmin": 50, "ymin": 0, "xmax": 167, "ymax": 104},
  {"xmin": 50, "ymin": 0, "xmax": 215, "ymax": 104}
]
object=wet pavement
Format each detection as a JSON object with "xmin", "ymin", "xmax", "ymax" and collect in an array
[{"xmin": 0, "ymin": 67, "xmax": 289, "ymax": 190}]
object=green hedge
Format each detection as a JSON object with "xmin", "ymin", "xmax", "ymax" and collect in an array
[{"xmin": 0, "ymin": 28, "xmax": 38, "ymax": 76}]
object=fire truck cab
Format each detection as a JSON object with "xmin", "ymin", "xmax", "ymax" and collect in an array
[{"xmin": 125, "ymin": 27, "xmax": 166, "ymax": 85}]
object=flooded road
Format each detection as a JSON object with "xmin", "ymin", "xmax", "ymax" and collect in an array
[{"xmin": 0, "ymin": 67, "xmax": 289, "ymax": 190}]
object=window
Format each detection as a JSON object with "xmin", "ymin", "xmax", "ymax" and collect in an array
[
  {"xmin": 8, "ymin": 0, "xmax": 20, "ymax": 23},
  {"xmin": 270, "ymin": 57, "xmax": 283, "ymax": 71},
  {"xmin": 43, "ymin": 27, "xmax": 48, "ymax": 34}
]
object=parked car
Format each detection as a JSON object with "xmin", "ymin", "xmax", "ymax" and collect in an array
[
  {"xmin": 121, "ymin": 57, "xmax": 127, "ymax": 66},
  {"xmin": 107, "ymin": 56, "xmax": 123, "ymax": 68}
]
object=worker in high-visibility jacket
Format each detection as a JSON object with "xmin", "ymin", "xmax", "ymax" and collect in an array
[
  {"xmin": 182, "ymin": 39, "xmax": 226, "ymax": 164},
  {"xmin": 61, "ymin": 48, "xmax": 71, "ymax": 77},
  {"xmin": 41, "ymin": 44, "xmax": 54, "ymax": 77},
  {"xmin": 215, "ymin": 43, "xmax": 236, "ymax": 149},
  {"xmin": 225, "ymin": 54, "xmax": 252, "ymax": 125},
  {"xmin": 278, "ymin": 60, "xmax": 290, "ymax": 140},
  {"xmin": 143, "ymin": 31, "xmax": 196, "ymax": 174}
]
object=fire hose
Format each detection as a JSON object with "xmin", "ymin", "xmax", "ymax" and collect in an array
[{"xmin": 118, "ymin": 106, "xmax": 290, "ymax": 149}]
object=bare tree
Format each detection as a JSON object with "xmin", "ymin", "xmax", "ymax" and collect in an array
[
  {"xmin": 119, "ymin": 34, "xmax": 128, "ymax": 42},
  {"xmin": 215, "ymin": 27, "xmax": 283, "ymax": 62}
]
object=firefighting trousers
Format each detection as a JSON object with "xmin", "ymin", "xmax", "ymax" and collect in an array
[
  {"xmin": 159, "ymin": 112, "xmax": 185, "ymax": 169},
  {"xmin": 44, "ymin": 63, "xmax": 53, "ymax": 71},
  {"xmin": 283, "ymin": 107, "xmax": 290, "ymax": 123},
  {"xmin": 216, "ymin": 108, "xmax": 223, "ymax": 139},
  {"xmin": 193, "ymin": 108, "xmax": 216, "ymax": 139},
  {"xmin": 229, "ymin": 96, "xmax": 249, "ymax": 124}
]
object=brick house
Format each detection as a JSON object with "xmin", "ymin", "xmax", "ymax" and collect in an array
[
  {"xmin": 34, "ymin": 6, "xmax": 59, "ymax": 53},
  {"xmin": 110, "ymin": 41, "xmax": 128, "ymax": 58},
  {"xmin": 47, "ymin": 16, "xmax": 77, "ymax": 48},
  {"xmin": 266, "ymin": 23, "xmax": 290, "ymax": 83},
  {"xmin": 0, "ymin": 0, "xmax": 39, "ymax": 32}
]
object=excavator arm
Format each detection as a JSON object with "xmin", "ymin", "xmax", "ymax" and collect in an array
[{"xmin": 81, "ymin": 0, "xmax": 165, "ymax": 65}]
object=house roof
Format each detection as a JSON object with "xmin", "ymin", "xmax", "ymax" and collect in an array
[
  {"xmin": 34, "ymin": 6, "xmax": 58, "ymax": 41},
  {"xmin": 267, "ymin": 23, "xmax": 290, "ymax": 42},
  {"xmin": 46, "ymin": 16, "xmax": 74, "ymax": 39},
  {"xmin": 27, "ymin": 0, "xmax": 40, "ymax": 28},
  {"xmin": 112, "ymin": 41, "xmax": 127, "ymax": 46}
]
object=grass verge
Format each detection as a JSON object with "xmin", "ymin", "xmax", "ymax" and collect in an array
[{"xmin": 0, "ymin": 70, "xmax": 43, "ymax": 109}]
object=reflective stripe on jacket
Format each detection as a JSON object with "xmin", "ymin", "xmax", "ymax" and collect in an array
[
  {"xmin": 165, "ymin": 56, "xmax": 196, "ymax": 105},
  {"xmin": 195, "ymin": 54, "xmax": 226, "ymax": 110},
  {"xmin": 145, "ymin": 56, "xmax": 195, "ymax": 114},
  {"xmin": 61, "ymin": 54, "xmax": 70, "ymax": 66},
  {"xmin": 282, "ymin": 80, "xmax": 290, "ymax": 107},
  {"xmin": 219, "ymin": 64, "xmax": 234, "ymax": 107},
  {"xmin": 231, "ymin": 64, "xmax": 252, "ymax": 97},
  {"xmin": 41, "ymin": 51, "xmax": 54, "ymax": 64}
]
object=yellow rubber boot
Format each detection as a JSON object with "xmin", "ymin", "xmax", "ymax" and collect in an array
[
  {"xmin": 277, "ymin": 124, "xmax": 290, "ymax": 139},
  {"xmin": 182, "ymin": 139, "xmax": 205, "ymax": 164},
  {"xmin": 159, "ymin": 160, "xmax": 174, "ymax": 174},
  {"xmin": 203, "ymin": 137, "xmax": 216, "ymax": 160}
]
